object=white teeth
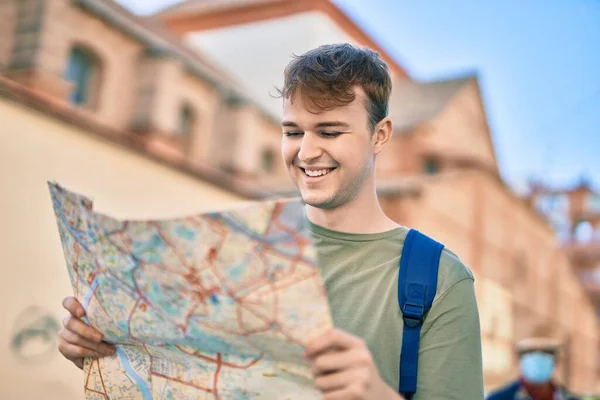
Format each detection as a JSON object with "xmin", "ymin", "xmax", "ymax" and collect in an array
[{"xmin": 304, "ymin": 169, "xmax": 332, "ymax": 177}]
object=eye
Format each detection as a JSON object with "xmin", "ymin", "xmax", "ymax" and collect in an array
[
  {"xmin": 284, "ymin": 131, "xmax": 303, "ymax": 138},
  {"xmin": 320, "ymin": 132, "xmax": 341, "ymax": 138}
]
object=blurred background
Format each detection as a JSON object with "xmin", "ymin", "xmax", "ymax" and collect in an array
[{"xmin": 1, "ymin": 0, "xmax": 599, "ymax": 398}]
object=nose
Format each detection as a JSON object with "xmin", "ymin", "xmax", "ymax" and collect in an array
[{"xmin": 297, "ymin": 133, "xmax": 322, "ymax": 163}]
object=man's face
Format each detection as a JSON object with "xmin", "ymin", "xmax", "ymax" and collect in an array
[
  {"xmin": 280, "ymin": 89, "xmax": 376, "ymax": 209},
  {"xmin": 519, "ymin": 350, "xmax": 557, "ymax": 384}
]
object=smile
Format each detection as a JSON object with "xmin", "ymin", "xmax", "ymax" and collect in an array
[{"xmin": 300, "ymin": 167, "xmax": 336, "ymax": 177}]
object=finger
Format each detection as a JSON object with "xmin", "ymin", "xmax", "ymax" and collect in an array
[
  {"xmin": 62, "ymin": 315, "xmax": 103, "ymax": 343},
  {"xmin": 62, "ymin": 297, "xmax": 85, "ymax": 318},
  {"xmin": 312, "ymin": 349, "xmax": 368, "ymax": 376},
  {"xmin": 58, "ymin": 341, "xmax": 105, "ymax": 361},
  {"xmin": 73, "ymin": 358, "xmax": 84, "ymax": 370},
  {"xmin": 59, "ymin": 328, "xmax": 115, "ymax": 356},
  {"xmin": 314, "ymin": 369, "xmax": 359, "ymax": 392},
  {"xmin": 305, "ymin": 329, "xmax": 362, "ymax": 360},
  {"xmin": 322, "ymin": 387, "xmax": 354, "ymax": 400},
  {"xmin": 324, "ymin": 382, "xmax": 369, "ymax": 400}
]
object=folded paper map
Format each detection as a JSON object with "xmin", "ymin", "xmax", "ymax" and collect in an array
[{"xmin": 48, "ymin": 182, "xmax": 333, "ymax": 399}]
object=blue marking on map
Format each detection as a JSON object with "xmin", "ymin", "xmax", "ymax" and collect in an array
[
  {"xmin": 133, "ymin": 234, "xmax": 165, "ymax": 263},
  {"xmin": 226, "ymin": 388, "xmax": 252, "ymax": 399},
  {"xmin": 226, "ymin": 256, "xmax": 253, "ymax": 283},
  {"xmin": 175, "ymin": 224, "xmax": 196, "ymax": 241},
  {"xmin": 82, "ymin": 283, "xmax": 97, "ymax": 308},
  {"xmin": 210, "ymin": 293, "xmax": 219, "ymax": 305},
  {"xmin": 205, "ymin": 211, "xmax": 317, "ymax": 267},
  {"xmin": 149, "ymin": 282, "xmax": 183, "ymax": 316},
  {"xmin": 116, "ymin": 347, "xmax": 152, "ymax": 400},
  {"xmin": 81, "ymin": 278, "xmax": 99, "ymax": 326},
  {"xmin": 54, "ymin": 202, "xmax": 93, "ymax": 253},
  {"xmin": 267, "ymin": 263, "xmax": 284, "ymax": 281},
  {"xmin": 186, "ymin": 326, "xmax": 259, "ymax": 358}
]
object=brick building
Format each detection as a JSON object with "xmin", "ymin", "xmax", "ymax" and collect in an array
[
  {"xmin": 0, "ymin": 0, "xmax": 598, "ymax": 398},
  {"xmin": 529, "ymin": 180, "xmax": 600, "ymax": 314}
]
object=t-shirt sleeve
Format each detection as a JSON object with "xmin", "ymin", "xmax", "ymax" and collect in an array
[{"xmin": 412, "ymin": 277, "xmax": 485, "ymax": 400}]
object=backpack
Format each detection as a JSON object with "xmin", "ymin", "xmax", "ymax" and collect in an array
[{"xmin": 398, "ymin": 229, "xmax": 444, "ymax": 399}]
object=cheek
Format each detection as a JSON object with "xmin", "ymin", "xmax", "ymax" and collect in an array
[
  {"xmin": 333, "ymin": 140, "xmax": 371, "ymax": 171},
  {"xmin": 280, "ymin": 140, "xmax": 296, "ymax": 165}
]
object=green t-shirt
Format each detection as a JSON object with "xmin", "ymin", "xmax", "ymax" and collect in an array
[{"xmin": 308, "ymin": 220, "xmax": 484, "ymax": 399}]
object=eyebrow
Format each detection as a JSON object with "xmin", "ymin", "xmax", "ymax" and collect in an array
[{"xmin": 281, "ymin": 121, "xmax": 351, "ymax": 129}]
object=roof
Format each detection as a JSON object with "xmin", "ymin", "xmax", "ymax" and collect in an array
[
  {"xmin": 154, "ymin": 0, "xmax": 410, "ymax": 79},
  {"xmin": 389, "ymin": 73, "xmax": 500, "ymax": 175},
  {"xmin": 156, "ymin": 0, "xmax": 284, "ymax": 16},
  {"xmin": 389, "ymin": 74, "xmax": 474, "ymax": 133}
]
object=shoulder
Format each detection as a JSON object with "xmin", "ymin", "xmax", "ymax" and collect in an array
[
  {"xmin": 436, "ymin": 244, "xmax": 475, "ymax": 299},
  {"xmin": 485, "ymin": 380, "xmax": 520, "ymax": 399},
  {"xmin": 557, "ymin": 385, "xmax": 582, "ymax": 400},
  {"xmin": 401, "ymin": 230, "xmax": 474, "ymax": 300}
]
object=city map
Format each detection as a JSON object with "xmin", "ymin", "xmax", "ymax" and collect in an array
[{"xmin": 48, "ymin": 182, "xmax": 332, "ymax": 399}]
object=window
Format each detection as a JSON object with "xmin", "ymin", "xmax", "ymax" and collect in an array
[
  {"xmin": 574, "ymin": 220, "xmax": 593, "ymax": 244},
  {"xmin": 178, "ymin": 104, "xmax": 195, "ymax": 138},
  {"xmin": 64, "ymin": 46, "xmax": 101, "ymax": 107},
  {"xmin": 423, "ymin": 157, "xmax": 439, "ymax": 175},
  {"xmin": 587, "ymin": 194, "xmax": 600, "ymax": 212},
  {"xmin": 262, "ymin": 149, "xmax": 275, "ymax": 172}
]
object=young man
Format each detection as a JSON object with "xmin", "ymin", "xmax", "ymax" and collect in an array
[{"xmin": 58, "ymin": 44, "xmax": 484, "ymax": 399}]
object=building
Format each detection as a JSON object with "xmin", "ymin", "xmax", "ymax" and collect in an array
[
  {"xmin": 0, "ymin": 0, "xmax": 597, "ymax": 398},
  {"xmin": 529, "ymin": 180, "xmax": 600, "ymax": 314}
]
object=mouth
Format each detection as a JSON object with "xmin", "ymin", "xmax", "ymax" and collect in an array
[{"xmin": 299, "ymin": 167, "xmax": 336, "ymax": 179}]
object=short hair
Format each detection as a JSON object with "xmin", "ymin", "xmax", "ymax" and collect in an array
[{"xmin": 277, "ymin": 43, "xmax": 392, "ymax": 132}]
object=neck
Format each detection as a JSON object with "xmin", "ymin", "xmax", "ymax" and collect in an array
[
  {"xmin": 522, "ymin": 379, "xmax": 554, "ymax": 399},
  {"xmin": 305, "ymin": 174, "xmax": 399, "ymax": 234}
]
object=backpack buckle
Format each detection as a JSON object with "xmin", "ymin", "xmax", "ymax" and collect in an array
[{"xmin": 402, "ymin": 302, "xmax": 425, "ymax": 328}]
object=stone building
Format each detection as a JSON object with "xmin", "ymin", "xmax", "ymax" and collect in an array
[{"xmin": 0, "ymin": 0, "xmax": 597, "ymax": 398}]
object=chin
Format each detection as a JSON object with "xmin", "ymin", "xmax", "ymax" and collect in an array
[{"xmin": 300, "ymin": 191, "xmax": 339, "ymax": 210}]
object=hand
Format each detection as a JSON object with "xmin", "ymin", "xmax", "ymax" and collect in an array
[
  {"xmin": 57, "ymin": 296, "xmax": 115, "ymax": 369},
  {"xmin": 305, "ymin": 328, "xmax": 403, "ymax": 400}
]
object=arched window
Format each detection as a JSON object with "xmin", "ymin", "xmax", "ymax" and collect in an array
[
  {"xmin": 178, "ymin": 104, "xmax": 195, "ymax": 138},
  {"xmin": 423, "ymin": 156, "xmax": 440, "ymax": 175},
  {"xmin": 262, "ymin": 149, "xmax": 275, "ymax": 172},
  {"xmin": 64, "ymin": 46, "xmax": 101, "ymax": 107}
]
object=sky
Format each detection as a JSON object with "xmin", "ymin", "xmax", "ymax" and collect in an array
[{"xmin": 118, "ymin": 0, "xmax": 600, "ymax": 191}]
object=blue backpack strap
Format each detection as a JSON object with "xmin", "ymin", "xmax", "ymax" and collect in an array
[{"xmin": 398, "ymin": 229, "xmax": 444, "ymax": 399}]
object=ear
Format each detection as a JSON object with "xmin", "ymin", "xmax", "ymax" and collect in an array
[{"xmin": 372, "ymin": 117, "xmax": 393, "ymax": 155}]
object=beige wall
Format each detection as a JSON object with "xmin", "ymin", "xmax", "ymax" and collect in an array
[
  {"xmin": 0, "ymin": 97, "xmax": 245, "ymax": 400},
  {"xmin": 383, "ymin": 170, "xmax": 599, "ymax": 394}
]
